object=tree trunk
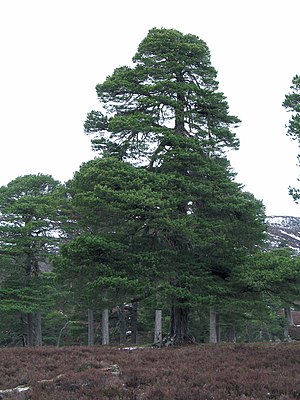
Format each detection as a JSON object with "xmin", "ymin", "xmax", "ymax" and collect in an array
[
  {"xmin": 175, "ymin": 73, "xmax": 186, "ymax": 134},
  {"xmin": 154, "ymin": 309, "xmax": 162, "ymax": 347},
  {"xmin": 87, "ymin": 309, "xmax": 94, "ymax": 346},
  {"xmin": 168, "ymin": 300, "xmax": 191, "ymax": 345},
  {"xmin": 210, "ymin": 309, "xmax": 219, "ymax": 343},
  {"xmin": 284, "ymin": 307, "xmax": 294, "ymax": 325},
  {"xmin": 226, "ymin": 324, "xmax": 236, "ymax": 343},
  {"xmin": 34, "ymin": 311, "xmax": 42, "ymax": 346},
  {"xmin": 131, "ymin": 301, "xmax": 138, "ymax": 345},
  {"xmin": 118, "ymin": 304, "xmax": 127, "ymax": 345},
  {"xmin": 102, "ymin": 308, "xmax": 109, "ymax": 345},
  {"xmin": 57, "ymin": 321, "xmax": 69, "ymax": 348},
  {"xmin": 284, "ymin": 307, "xmax": 294, "ymax": 341},
  {"xmin": 20, "ymin": 314, "xmax": 26, "ymax": 347},
  {"xmin": 27, "ymin": 314, "xmax": 34, "ymax": 347}
]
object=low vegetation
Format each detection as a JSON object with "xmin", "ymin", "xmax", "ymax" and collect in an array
[{"xmin": 0, "ymin": 343, "xmax": 299, "ymax": 399}]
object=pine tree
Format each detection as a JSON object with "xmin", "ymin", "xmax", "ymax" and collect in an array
[
  {"xmin": 76, "ymin": 28, "xmax": 266, "ymax": 344},
  {"xmin": 0, "ymin": 174, "xmax": 64, "ymax": 346}
]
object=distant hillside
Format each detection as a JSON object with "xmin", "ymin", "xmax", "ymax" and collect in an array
[{"xmin": 266, "ymin": 216, "xmax": 300, "ymax": 252}]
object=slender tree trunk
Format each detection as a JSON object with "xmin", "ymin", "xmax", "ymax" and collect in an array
[
  {"xmin": 131, "ymin": 301, "xmax": 138, "ymax": 345},
  {"xmin": 57, "ymin": 321, "xmax": 69, "ymax": 348},
  {"xmin": 118, "ymin": 304, "xmax": 127, "ymax": 345},
  {"xmin": 20, "ymin": 314, "xmax": 26, "ymax": 347},
  {"xmin": 168, "ymin": 299, "xmax": 191, "ymax": 345},
  {"xmin": 175, "ymin": 73, "xmax": 186, "ymax": 135},
  {"xmin": 34, "ymin": 311, "xmax": 42, "ymax": 347},
  {"xmin": 27, "ymin": 314, "xmax": 34, "ymax": 347},
  {"xmin": 284, "ymin": 307, "xmax": 294, "ymax": 325},
  {"xmin": 284, "ymin": 307, "xmax": 294, "ymax": 341},
  {"xmin": 102, "ymin": 308, "xmax": 109, "ymax": 345},
  {"xmin": 226, "ymin": 324, "xmax": 236, "ymax": 343},
  {"xmin": 87, "ymin": 309, "xmax": 94, "ymax": 346},
  {"xmin": 210, "ymin": 309, "xmax": 219, "ymax": 343},
  {"xmin": 154, "ymin": 309, "xmax": 162, "ymax": 347}
]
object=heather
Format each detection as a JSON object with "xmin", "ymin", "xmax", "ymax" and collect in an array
[{"xmin": 0, "ymin": 344, "xmax": 300, "ymax": 399}]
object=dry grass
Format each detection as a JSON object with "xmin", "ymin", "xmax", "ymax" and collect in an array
[{"xmin": 0, "ymin": 343, "xmax": 299, "ymax": 399}]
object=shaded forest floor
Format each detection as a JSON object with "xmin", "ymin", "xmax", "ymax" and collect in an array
[{"xmin": 0, "ymin": 343, "xmax": 300, "ymax": 399}]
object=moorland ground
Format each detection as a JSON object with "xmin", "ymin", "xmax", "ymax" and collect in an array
[{"xmin": 0, "ymin": 343, "xmax": 300, "ymax": 399}]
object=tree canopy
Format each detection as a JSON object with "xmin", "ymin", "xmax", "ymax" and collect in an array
[
  {"xmin": 84, "ymin": 28, "xmax": 240, "ymax": 165},
  {"xmin": 62, "ymin": 27, "xmax": 268, "ymax": 344},
  {"xmin": 0, "ymin": 174, "xmax": 63, "ymax": 320}
]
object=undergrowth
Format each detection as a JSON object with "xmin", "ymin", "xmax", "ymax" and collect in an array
[{"xmin": 0, "ymin": 343, "xmax": 299, "ymax": 399}]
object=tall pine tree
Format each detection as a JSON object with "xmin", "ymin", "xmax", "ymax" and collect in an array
[{"xmin": 77, "ymin": 28, "xmax": 266, "ymax": 344}]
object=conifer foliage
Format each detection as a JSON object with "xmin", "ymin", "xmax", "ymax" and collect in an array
[
  {"xmin": 0, "ymin": 175, "xmax": 64, "ymax": 346},
  {"xmin": 64, "ymin": 28, "xmax": 266, "ymax": 344},
  {"xmin": 85, "ymin": 28, "xmax": 240, "ymax": 163},
  {"xmin": 283, "ymin": 75, "xmax": 300, "ymax": 201}
]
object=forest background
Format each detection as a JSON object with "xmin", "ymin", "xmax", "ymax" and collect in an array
[{"xmin": 1, "ymin": 27, "xmax": 300, "ymax": 347}]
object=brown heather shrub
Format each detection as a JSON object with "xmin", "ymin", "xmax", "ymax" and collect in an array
[{"xmin": 0, "ymin": 343, "xmax": 299, "ymax": 399}]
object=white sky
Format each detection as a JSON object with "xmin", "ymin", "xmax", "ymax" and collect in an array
[{"xmin": 0, "ymin": 0, "xmax": 300, "ymax": 216}]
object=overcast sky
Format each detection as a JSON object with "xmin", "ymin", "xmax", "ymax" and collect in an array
[{"xmin": 1, "ymin": 0, "xmax": 300, "ymax": 216}]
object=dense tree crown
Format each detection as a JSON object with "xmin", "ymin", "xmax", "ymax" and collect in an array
[
  {"xmin": 79, "ymin": 28, "xmax": 266, "ymax": 344},
  {"xmin": 0, "ymin": 174, "xmax": 63, "ymax": 271},
  {"xmin": 84, "ymin": 28, "xmax": 240, "ymax": 165},
  {"xmin": 0, "ymin": 174, "xmax": 64, "ymax": 348}
]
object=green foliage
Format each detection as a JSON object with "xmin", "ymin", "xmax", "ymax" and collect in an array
[
  {"xmin": 0, "ymin": 273, "xmax": 55, "ymax": 312},
  {"xmin": 53, "ymin": 232, "xmax": 142, "ymax": 309},
  {"xmin": 85, "ymin": 28, "xmax": 240, "ymax": 163},
  {"xmin": 234, "ymin": 248, "xmax": 300, "ymax": 305},
  {"xmin": 283, "ymin": 75, "xmax": 300, "ymax": 142},
  {"xmin": 56, "ymin": 150, "xmax": 266, "ymax": 343},
  {"xmin": 0, "ymin": 174, "xmax": 65, "ymax": 341},
  {"xmin": 218, "ymin": 248, "xmax": 300, "ymax": 340},
  {"xmin": 283, "ymin": 75, "xmax": 300, "ymax": 200},
  {"xmin": 0, "ymin": 174, "xmax": 63, "ymax": 261},
  {"xmin": 42, "ymin": 310, "xmax": 68, "ymax": 345},
  {"xmin": 69, "ymin": 27, "xmax": 269, "ymax": 343}
]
